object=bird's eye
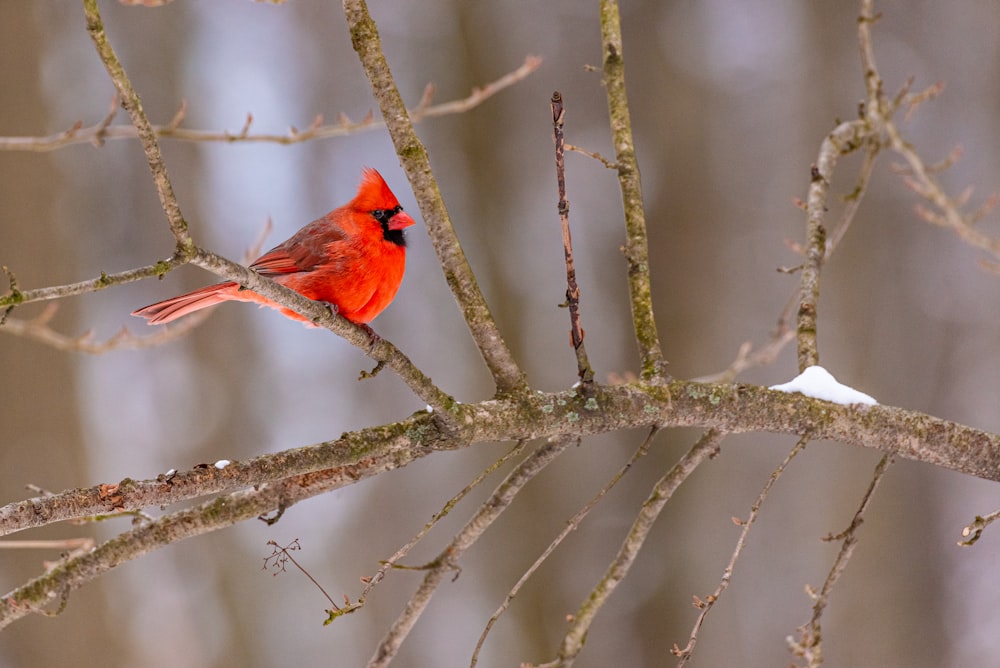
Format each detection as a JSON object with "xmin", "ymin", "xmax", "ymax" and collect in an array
[{"xmin": 371, "ymin": 206, "xmax": 403, "ymax": 224}]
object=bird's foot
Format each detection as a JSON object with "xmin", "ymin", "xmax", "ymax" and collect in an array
[{"xmin": 358, "ymin": 323, "xmax": 382, "ymax": 352}]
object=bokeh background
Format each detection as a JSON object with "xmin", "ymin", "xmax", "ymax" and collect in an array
[{"xmin": 3, "ymin": 1, "xmax": 1000, "ymax": 666}]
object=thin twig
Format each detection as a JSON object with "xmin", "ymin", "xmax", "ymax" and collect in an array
[
  {"xmin": 673, "ymin": 434, "xmax": 810, "ymax": 665},
  {"xmin": 0, "ymin": 57, "xmax": 541, "ymax": 152},
  {"xmin": 1, "ymin": 216, "xmax": 262, "ymax": 353},
  {"xmin": 543, "ymin": 429, "xmax": 727, "ymax": 667},
  {"xmin": 564, "ymin": 143, "xmax": 618, "ymax": 169},
  {"xmin": 263, "ymin": 539, "xmax": 341, "ymax": 615},
  {"xmin": 857, "ymin": 0, "xmax": 1000, "ymax": 260},
  {"xmin": 350, "ymin": 440, "xmax": 530, "ymax": 613},
  {"xmin": 368, "ymin": 436, "xmax": 574, "ymax": 668},
  {"xmin": 0, "ymin": 258, "xmax": 186, "ymax": 311},
  {"xmin": 471, "ymin": 427, "xmax": 658, "ymax": 667},
  {"xmin": 825, "ymin": 141, "xmax": 880, "ymax": 257},
  {"xmin": 788, "ymin": 453, "xmax": 894, "ymax": 667},
  {"xmin": 958, "ymin": 507, "xmax": 1000, "ymax": 547},
  {"xmin": 551, "ymin": 92, "xmax": 594, "ymax": 388},
  {"xmin": 1, "ymin": 305, "xmax": 210, "ymax": 353}
]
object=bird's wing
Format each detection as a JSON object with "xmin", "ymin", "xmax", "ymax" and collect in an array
[{"xmin": 250, "ymin": 219, "xmax": 346, "ymax": 276}]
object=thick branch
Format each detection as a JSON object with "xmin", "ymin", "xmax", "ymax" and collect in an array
[
  {"xmin": 342, "ymin": 0, "xmax": 528, "ymax": 397},
  {"xmin": 0, "ymin": 452, "xmax": 416, "ymax": 630},
  {"xmin": 599, "ymin": 0, "xmax": 668, "ymax": 382},
  {"xmin": 4, "ymin": 381, "xmax": 1000, "ymax": 540}
]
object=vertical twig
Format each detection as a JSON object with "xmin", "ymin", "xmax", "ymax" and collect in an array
[
  {"xmin": 599, "ymin": 0, "xmax": 668, "ymax": 382},
  {"xmin": 342, "ymin": 0, "xmax": 528, "ymax": 397},
  {"xmin": 796, "ymin": 115, "xmax": 877, "ymax": 371},
  {"xmin": 796, "ymin": 0, "xmax": 888, "ymax": 372},
  {"xmin": 551, "ymin": 92, "xmax": 595, "ymax": 388}
]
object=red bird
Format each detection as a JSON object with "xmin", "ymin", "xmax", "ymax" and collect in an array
[{"xmin": 133, "ymin": 168, "xmax": 415, "ymax": 327}]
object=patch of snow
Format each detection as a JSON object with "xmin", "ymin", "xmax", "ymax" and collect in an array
[{"xmin": 769, "ymin": 365, "xmax": 877, "ymax": 406}]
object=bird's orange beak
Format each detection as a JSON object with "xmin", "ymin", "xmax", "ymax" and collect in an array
[{"xmin": 388, "ymin": 209, "xmax": 416, "ymax": 231}]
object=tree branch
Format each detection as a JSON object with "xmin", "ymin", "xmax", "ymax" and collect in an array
[
  {"xmin": 342, "ymin": 0, "xmax": 529, "ymax": 397},
  {"xmin": 546, "ymin": 429, "xmax": 726, "ymax": 667},
  {"xmin": 599, "ymin": 0, "xmax": 668, "ymax": 382},
  {"xmin": 83, "ymin": 0, "xmax": 191, "ymax": 249},
  {"xmin": 4, "ymin": 380, "xmax": 1000, "ymax": 540},
  {"xmin": 369, "ymin": 436, "xmax": 574, "ymax": 668},
  {"xmin": 551, "ymin": 91, "xmax": 594, "ymax": 388},
  {"xmin": 0, "ymin": 57, "xmax": 541, "ymax": 152}
]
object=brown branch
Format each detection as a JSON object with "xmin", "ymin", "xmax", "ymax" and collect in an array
[
  {"xmin": 564, "ymin": 143, "xmax": 618, "ymax": 169},
  {"xmin": 600, "ymin": 0, "xmax": 668, "ymax": 382},
  {"xmin": 0, "ymin": 305, "xmax": 210, "ymax": 353},
  {"xmin": 0, "ymin": 451, "xmax": 418, "ymax": 630},
  {"xmin": 5, "ymin": 380, "xmax": 1000, "ymax": 540},
  {"xmin": 2, "ymin": 378, "xmax": 1000, "ymax": 632},
  {"xmin": 0, "ymin": 57, "xmax": 541, "ymax": 152},
  {"xmin": 545, "ymin": 429, "xmax": 727, "ymax": 667},
  {"xmin": 83, "ymin": 0, "xmax": 191, "ymax": 249},
  {"xmin": 551, "ymin": 92, "xmax": 594, "ymax": 388},
  {"xmin": 473, "ymin": 428, "xmax": 657, "ymax": 667},
  {"xmin": 368, "ymin": 436, "xmax": 574, "ymax": 668},
  {"xmin": 342, "ymin": 0, "xmax": 529, "ymax": 397},
  {"xmin": 674, "ymin": 434, "xmax": 810, "ymax": 665},
  {"xmin": 797, "ymin": 120, "xmax": 871, "ymax": 371},
  {"xmin": 789, "ymin": 453, "xmax": 894, "ymax": 666},
  {"xmin": 958, "ymin": 507, "xmax": 1000, "ymax": 547},
  {"xmin": 349, "ymin": 440, "xmax": 530, "ymax": 616},
  {"xmin": 0, "ymin": 257, "xmax": 187, "ymax": 311}
]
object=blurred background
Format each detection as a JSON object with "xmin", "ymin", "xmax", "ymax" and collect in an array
[{"xmin": 2, "ymin": 1, "xmax": 1000, "ymax": 666}]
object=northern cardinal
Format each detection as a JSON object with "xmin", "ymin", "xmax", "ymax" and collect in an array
[{"xmin": 133, "ymin": 168, "xmax": 415, "ymax": 327}]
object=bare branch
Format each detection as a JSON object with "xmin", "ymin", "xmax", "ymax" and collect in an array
[
  {"xmin": 350, "ymin": 440, "xmax": 530, "ymax": 614},
  {"xmin": 343, "ymin": 0, "xmax": 529, "ymax": 397},
  {"xmin": 368, "ymin": 436, "xmax": 574, "ymax": 668},
  {"xmin": 545, "ymin": 429, "xmax": 726, "ymax": 667},
  {"xmin": 788, "ymin": 454, "xmax": 894, "ymax": 666},
  {"xmin": 673, "ymin": 435, "xmax": 810, "ymax": 665},
  {"xmin": 550, "ymin": 91, "xmax": 594, "ymax": 388},
  {"xmin": 5, "ymin": 381, "xmax": 1000, "ymax": 540},
  {"xmin": 472, "ymin": 428, "xmax": 657, "ymax": 667},
  {"xmin": 0, "ymin": 57, "xmax": 541, "ymax": 152},
  {"xmin": 958, "ymin": 507, "xmax": 1000, "ymax": 547},
  {"xmin": 1, "ymin": 305, "xmax": 210, "ymax": 353},
  {"xmin": 83, "ymin": 0, "xmax": 191, "ymax": 249},
  {"xmin": 599, "ymin": 0, "xmax": 668, "ymax": 382}
]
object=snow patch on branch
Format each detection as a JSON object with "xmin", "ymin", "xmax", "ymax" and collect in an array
[{"xmin": 769, "ymin": 365, "xmax": 878, "ymax": 406}]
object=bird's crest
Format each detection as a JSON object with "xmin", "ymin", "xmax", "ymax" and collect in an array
[{"xmin": 352, "ymin": 167, "xmax": 402, "ymax": 212}]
